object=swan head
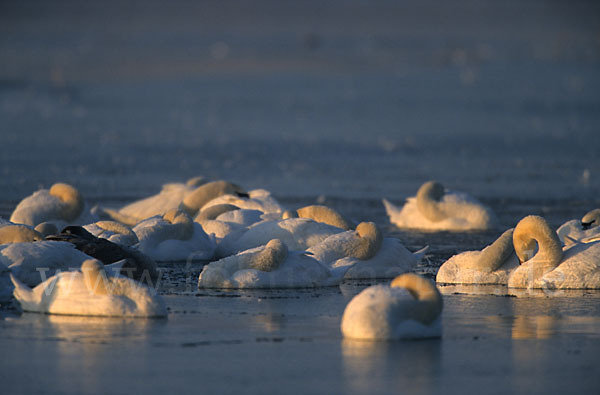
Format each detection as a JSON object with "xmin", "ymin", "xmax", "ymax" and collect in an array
[
  {"xmin": 34, "ymin": 222, "xmax": 58, "ymax": 238},
  {"xmin": 49, "ymin": 183, "xmax": 84, "ymax": 222},
  {"xmin": 295, "ymin": 205, "xmax": 352, "ymax": 230},
  {"xmin": 416, "ymin": 181, "xmax": 447, "ymax": 222},
  {"xmin": 181, "ymin": 180, "xmax": 247, "ymax": 216},
  {"xmin": 0, "ymin": 224, "xmax": 44, "ymax": 244},
  {"xmin": 390, "ymin": 273, "xmax": 443, "ymax": 325},
  {"xmin": 250, "ymin": 239, "xmax": 288, "ymax": 272},
  {"xmin": 81, "ymin": 259, "xmax": 111, "ymax": 295},
  {"xmin": 186, "ymin": 176, "xmax": 207, "ymax": 188},
  {"xmin": 352, "ymin": 222, "xmax": 383, "ymax": 260},
  {"xmin": 163, "ymin": 209, "xmax": 194, "ymax": 240},
  {"xmin": 513, "ymin": 215, "xmax": 563, "ymax": 267},
  {"xmin": 581, "ymin": 208, "xmax": 600, "ymax": 230}
]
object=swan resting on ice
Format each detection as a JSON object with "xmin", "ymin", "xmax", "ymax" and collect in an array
[{"xmin": 341, "ymin": 273, "xmax": 443, "ymax": 340}]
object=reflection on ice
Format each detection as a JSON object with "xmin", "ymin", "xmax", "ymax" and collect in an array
[
  {"xmin": 341, "ymin": 338, "xmax": 441, "ymax": 395},
  {"xmin": 439, "ymin": 284, "xmax": 600, "ymax": 298}
]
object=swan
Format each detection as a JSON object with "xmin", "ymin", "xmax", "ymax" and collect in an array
[
  {"xmin": 508, "ymin": 215, "xmax": 600, "ymax": 289},
  {"xmin": 383, "ymin": 181, "xmax": 497, "ymax": 231},
  {"xmin": 282, "ymin": 205, "xmax": 353, "ymax": 230},
  {"xmin": 95, "ymin": 179, "xmax": 247, "ymax": 226},
  {"xmin": 341, "ymin": 273, "xmax": 443, "ymax": 340},
  {"xmin": 436, "ymin": 228, "xmax": 520, "ymax": 285},
  {"xmin": 10, "ymin": 183, "xmax": 97, "ymax": 228},
  {"xmin": 557, "ymin": 208, "xmax": 600, "ymax": 244},
  {"xmin": 214, "ymin": 217, "xmax": 346, "ymax": 258},
  {"xmin": 133, "ymin": 209, "xmax": 215, "ymax": 262},
  {"xmin": 200, "ymin": 188, "xmax": 285, "ymax": 214},
  {"xmin": 11, "ymin": 259, "xmax": 167, "ymax": 317},
  {"xmin": 194, "ymin": 204, "xmax": 261, "ymax": 239},
  {"xmin": 83, "ymin": 220, "xmax": 140, "ymax": 246},
  {"xmin": 46, "ymin": 226, "xmax": 159, "ymax": 285},
  {"xmin": 306, "ymin": 222, "xmax": 424, "ymax": 279},
  {"xmin": 198, "ymin": 239, "xmax": 352, "ymax": 288}
]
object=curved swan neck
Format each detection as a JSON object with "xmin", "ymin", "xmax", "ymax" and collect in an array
[
  {"xmin": 513, "ymin": 215, "xmax": 563, "ymax": 270},
  {"xmin": 181, "ymin": 180, "xmax": 246, "ymax": 216},
  {"xmin": 390, "ymin": 273, "xmax": 443, "ymax": 324},
  {"xmin": 296, "ymin": 205, "xmax": 352, "ymax": 230},
  {"xmin": 163, "ymin": 209, "xmax": 194, "ymax": 240},
  {"xmin": 186, "ymin": 176, "xmax": 207, "ymax": 188},
  {"xmin": 473, "ymin": 228, "xmax": 515, "ymax": 272},
  {"xmin": 351, "ymin": 222, "xmax": 383, "ymax": 260},
  {"xmin": 0, "ymin": 224, "xmax": 43, "ymax": 244},
  {"xmin": 81, "ymin": 259, "xmax": 111, "ymax": 295},
  {"xmin": 582, "ymin": 208, "xmax": 600, "ymax": 230},
  {"xmin": 196, "ymin": 204, "xmax": 239, "ymax": 221},
  {"xmin": 416, "ymin": 181, "xmax": 447, "ymax": 222},
  {"xmin": 250, "ymin": 239, "xmax": 288, "ymax": 272},
  {"xmin": 49, "ymin": 183, "xmax": 84, "ymax": 222}
]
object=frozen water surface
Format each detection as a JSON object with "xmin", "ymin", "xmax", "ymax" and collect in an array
[{"xmin": 1, "ymin": 0, "xmax": 600, "ymax": 393}]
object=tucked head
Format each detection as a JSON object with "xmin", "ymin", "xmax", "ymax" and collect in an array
[
  {"xmin": 0, "ymin": 224, "xmax": 44, "ymax": 244},
  {"xmin": 81, "ymin": 259, "xmax": 111, "ymax": 295},
  {"xmin": 390, "ymin": 273, "xmax": 443, "ymax": 324},
  {"xmin": 582, "ymin": 209, "xmax": 600, "ymax": 230},
  {"xmin": 49, "ymin": 182, "xmax": 84, "ymax": 222},
  {"xmin": 296, "ymin": 205, "xmax": 352, "ymax": 230},
  {"xmin": 416, "ymin": 181, "xmax": 447, "ymax": 222},
  {"xmin": 181, "ymin": 180, "xmax": 247, "ymax": 216}
]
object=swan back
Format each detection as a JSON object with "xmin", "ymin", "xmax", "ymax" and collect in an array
[{"xmin": 0, "ymin": 224, "xmax": 43, "ymax": 244}]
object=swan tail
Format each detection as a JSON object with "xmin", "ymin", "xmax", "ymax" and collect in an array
[
  {"xmin": 381, "ymin": 199, "xmax": 399, "ymax": 216},
  {"xmin": 413, "ymin": 246, "xmax": 429, "ymax": 262},
  {"xmin": 10, "ymin": 274, "xmax": 38, "ymax": 306}
]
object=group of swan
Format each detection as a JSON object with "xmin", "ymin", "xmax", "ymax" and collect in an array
[
  {"xmin": 3, "ymin": 177, "xmax": 599, "ymax": 342},
  {"xmin": 437, "ymin": 215, "xmax": 600, "ymax": 290}
]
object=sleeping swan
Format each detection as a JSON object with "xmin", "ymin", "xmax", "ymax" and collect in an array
[
  {"xmin": 10, "ymin": 183, "xmax": 96, "ymax": 228},
  {"xmin": 198, "ymin": 239, "xmax": 352, "ymax": 288},
  {"xmin": 96, "ymin": 179, "xmax": 247, "ymax": 226},
  {"xmin": 11, "ymin": 259, "xmax": 167, "ymax": 317},
  {"xmin": 556, "ymin": 208, "xmax": 600, "ymax": 244},
  {"xmin": 341, "ymin": 273, "xmax": 443, "ymax": 340},
  {"xmin": 306, "ymin": 222, "xmax": 425, "ymax": 279},
  {"xmin": 508, "ymin": 215, "xmax": 600, "ymax": 289},
  {"xmin": 133, "ymin": 209, "xmax": 215, "ymax": 262},
  {"xmin": 436, "ymin": 228, "xmax": 520, "ymax": 285},
  {"xmin": 383, "ymin": 181, "xmax": 497, "ymax": 231}
]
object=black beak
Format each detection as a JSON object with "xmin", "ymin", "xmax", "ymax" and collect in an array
[{"xmin": 582, "ymin": 220, "xmax": 595, "ymax": 230}]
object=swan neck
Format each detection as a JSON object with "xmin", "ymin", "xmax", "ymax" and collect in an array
[
  {"xmin": 390, "ymin": 273, "xmax": 443, "ymax": 324},
  {"xmin": 50, "ymin": 183, "xmax": 84, "ymax": 222},
  {"xmin": 250, "ymin": 239, "xmax": 288, "ymax": 272},
  {"xmin": 296, "ymin": 205, "xmax": 352, "ymax": 230},
  {"xmin": 474, "ymin": 228, "xmax": 515, "ymax": 272},
  {"xmin": 513, "ymin": 215, "xmax": 563, "ymax": 270},
  {"xmin": 163, "ymin": 210, "xmax": 193, "ymax": 240},
  {"xmin": 416, "ymin": 181, "xmax": 446, "ymax": 222},
  {"xmin": 181, "ymin": 180, "xmax": 246, "ymax": 216},
  {"xmin": 82, "ymin": 260, "xmax": 111, "ymax": 295},
  {"xmin": 352, "ymin": 222, "xmax": 383, "ymax": 260}
]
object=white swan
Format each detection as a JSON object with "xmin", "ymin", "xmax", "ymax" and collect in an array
[
  {"xmin": 436, "ymin": 228, "xmax": 520, "ymax": 285},
  {"xmin": 557, "ymin": 208, "xmax": 600, "ymax": 244},
  {"xmin": 201, "ymin": 188, "xmax": 285, "ymax": 215},
  {"xmin": 10, "ymin": 183, "xmax": 96, "ymax": 228},
  {"xmin": 341, "ymin": 273, "xmax": 443, "ymax": 340},
  {"xmin": 214, "ymin": 217, "xmax": 346, "ymax": 258},
  {"xmin": 96, "ymin": 179, "xmax": 247, "ymax": 225},
  {"xmin": 383, "ymin": 181, "xmax": 497, "ymax": 231},
  {"xmin": 508, "ymin": 215, "xmax": 600, "ymax": 289},
  {"xmin": 198, "ymin": 239, "xmax": 352, "ymax": 288},
  {"xmin": 133, "ymin": 209, "xmax": 215, "ymax": 262},
  {"xmin": 83, "ymin": 220, "xmax": 139, "ymax": 246},
  {"xmin": 11, "ymin": 259, "xmax": 167, "ymax": 317},
  {"xmin": 306, "ymin": 222, "xmax": 424, "ymax": 279}
]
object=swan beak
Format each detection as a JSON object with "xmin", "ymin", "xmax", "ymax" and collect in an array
[{"xmin": 581, "ymin": 220, "xmax": 594, "ymax": 230}]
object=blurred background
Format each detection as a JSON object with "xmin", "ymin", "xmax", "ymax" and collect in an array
[{"xmin": 1, "ymin": 0, "xmax": 599, "ymax": 203}]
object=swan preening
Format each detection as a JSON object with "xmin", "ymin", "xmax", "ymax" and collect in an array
[
  {"xmin": 437, "ymin": 215, "xmax": 600, "ymax": 290},
  {"xmin": 11, "ymin": 259, "xmax": 167, "ymax": 317},
  {"xmin": 341, "ymin": 273, "xmax": 443, "ymax": 340},
  {"xmin": 383, "ymin": 181, "xmax": 497, "ymax": 231},
  {"xmin": 508, "ymin": 215, "xmax": 600, "ymax": 289}
]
